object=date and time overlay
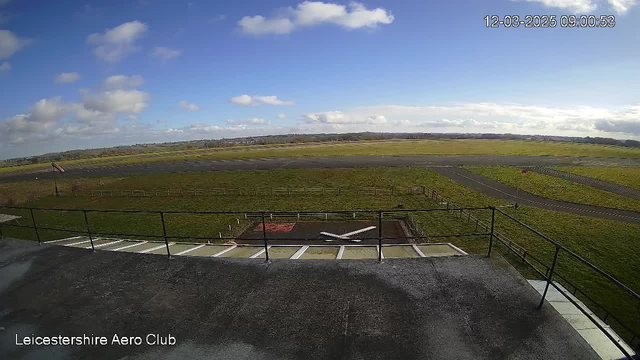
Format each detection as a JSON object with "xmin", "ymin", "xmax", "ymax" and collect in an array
[{"xmin": 484, "ymin": 15, "xmax": 616, "ymax": 28}]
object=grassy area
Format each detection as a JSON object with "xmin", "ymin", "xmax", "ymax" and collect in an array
[
  {"xmin": 557, "ymin": 166, "xmax": 640, "ymax": 190},
  {"xmin": 1, "ymin": 167, "xmax": 639, "ymax": 341},
  {"xmin": 4, "ymin": 138, "xmax": 640, "ymax": 175},
  {"xmin": 464, "ymin": 166, "xmax": 640, "ymax": 212}
]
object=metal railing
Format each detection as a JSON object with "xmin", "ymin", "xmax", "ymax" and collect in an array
[
  {"xmin": 0, "ymin": 204, "xmax": 638, "ymax": 358},
  {"xmin": 424, "ymin": 190, "xmax": 640, "ymax": 359},
  {"xmin": 0, "ymin": 205, "xmax": 491, "ymax": 262}
]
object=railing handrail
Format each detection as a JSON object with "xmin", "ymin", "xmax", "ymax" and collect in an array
[{"xmin": 495, "ymin": 207, "xmax": 640, "ymax": 303}]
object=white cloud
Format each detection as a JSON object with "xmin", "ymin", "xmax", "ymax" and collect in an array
[
  {"xmin": 84, "ymin": 90, "xmax": 150, "ymax": 114},
  {"xmin": 101, "ymin": 74, "xmax": 144, "ymax": 90},
  {"xmin": 523, "ymin": 0, "xmax": 597, "ymax": 13},
  {"xmin": 55, "ymin": 72, "xmax": 80, "ymax": 83},
  {"xmin": 299, "ymin": 103, "xmax": 640, "ymax": 137},
  {"xmin": 179, "ymin": 100, "xmax": 200, "ymax": 111},
  {"xmin": 238, "ymin": 1, "xmax": 394, "ymax": 35},
  {"xmin": 608, "ymin": 0, "xmax": 637, "ymax": 13},
  {"xmin": 277, "ymin": 113, "xmax": 287, "ymax": 119},
  {"xmin": 152, "ymin": 46, "xmax": 182, "ymax": 61},
  {"xmin": 226, "ymin": 118, "xmax": 270, "ymax": 125},
  {"xmin": 230, "ymin": 94, "xmax": 295, "ymax": 106},
  {"xmin": 0, "ymin": 29, "xmax": 29, "ymax": 59},
  {"xmin": 1, "ymin": 74, "xmax": 151, "ymax": 146},
  {"xmin": 87, "ymin": 21, "xmax": 148, "ymax": 63},
  {"xmin": 0, "ymin": 60, "xmax": 9, "ymax": 72}
]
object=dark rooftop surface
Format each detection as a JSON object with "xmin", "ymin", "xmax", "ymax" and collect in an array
[{"xmin": 0, "ymin": 238, "xmax": 598, "ymax": 360}]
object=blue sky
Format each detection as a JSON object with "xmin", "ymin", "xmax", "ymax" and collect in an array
[{"xmin": 1, "ymin": 0, "xmax": 639, "ymax": 159}]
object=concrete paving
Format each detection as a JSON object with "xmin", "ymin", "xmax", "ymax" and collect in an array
[
  {"xmin": 528, "ymin": 280, "xmax": 635, "ymax": 359},
  {"xmin": 0, "ymin": 238, "xmax": 599, "ymax": 360}
]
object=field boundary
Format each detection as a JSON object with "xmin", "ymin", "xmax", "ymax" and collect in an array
[{"xmin": 63, "ymin": 185, "xmax": 429, "ymax": 198}]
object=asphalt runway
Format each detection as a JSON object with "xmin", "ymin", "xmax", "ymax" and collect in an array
[
  {"xmin": 3, "ymin": 154, "xmax": 640, "ymax": 224},
  {"xmin": 527, "ymin": 166, "xmax": 640, "ymax": 200},
  {"xmin": 2, "ymin": 154, "xmax": 640, "ymax": 182},
  {"xmin": 433, "ymin": 167, "xmax": 640, "ymax": 225}
]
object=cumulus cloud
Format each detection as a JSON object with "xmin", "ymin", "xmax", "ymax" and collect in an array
[
  {"xmin": 84, "ymin": 90, "xmax": 149, "ymax": 113},
  {"xmin": 226, "ymin": 118, "xmax": 270, "ymax": 125},
  {"xmin": 101, "ymin": 74, "xmax": 144, "ymax": 90},
  {"xmin": 87, "ymin": 21, "xmax": 148, "ymax": 63},
  {"xmin": 179, "ymin": 100, "xmax": 200, "ymax": 111},
  {"xmin": 277, "ymin": 113, "xmax": 287, "ymax": 119},
  {"xmin": 303, "ymin": 111, "xmax": 407, "ymax": 126},
  {"xmin": 0, "ymin": 60, "xmax": 9, "ymax": 72},
  {"xmin": 523, "ymin": 0, "xmax": 637, "ymax": 14},
  {"xmin": 295, "ymin": 102, "xmax": 640, "ymax": 137},
  {"xmin": 151, "ymin": 46, "xmax": 182, "ymax": 61},
  {"xmin": 608, "ymin": 0, "xmax": 638, "ymax": 13},
  {"xmin": 0, "ymin": 29, "xmax": 30, "ymax": 59},
  {"xmin": 238, "ymin": 1, "xmax": 394, "ymax": 35},
  {"xmin": 1, "ymin": 75, "xmax": 151, "ymax": 146},
  {"xmin": 230, "ymin": 94, "xmax": 295, "ymax": 106},
  {"xmin": 55, "ymin": 72, "xmax": 80, "ymax": 83}
]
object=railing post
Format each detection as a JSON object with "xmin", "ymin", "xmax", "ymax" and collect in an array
[
  {"xmin": 160, "ymin": 212, "xmax": 171, "ymax": 258},
  {"xmin": 0, "ymin": 221, "xmax": 4, "ymax": 239},
  {"xmin": 538, "ymin": 246, "xmax": 561, "ymax": 309},
  {"xmin": 30, "ymin": 208, "xmax": 41, "ymax": 245},
  {"xmin": 261, "ymin": 212, "xmax": 269, "ymax": 262},
  {"xmin": 487, "ymin": 207, "xmax": 495, "ymax": 257},
  {"xmin": 83, "ymin": 210, "xmax": 95, "ymax": 251},
  {"xmin": 378, "ymin": 210, "xmax": 383, "ymax": 263}
]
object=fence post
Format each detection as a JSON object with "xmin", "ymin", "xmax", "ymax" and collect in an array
[
  {"xmin": 160, "ymin": 212, "xmax": 171, "ymax": 258},
  {"xmin": 30, "ymin": 208, "xmax": 41, "ymax": 245},
  {"xmin": 0, "ymin": 222, "xmax": 3, "ymax": 239},
  {"xmin": 261, "ymin": 212, "xmax": 269, "ymax": 262},
  {"xmin": 83, "ymin": 210, "xmax": 95, "ymax": 251},
  {"xmin": 378, "ymin": 210, "xmax": 383, "ymax": 263},
  {"xmin": 487, "ymin": 207, "xmax": 496, "ymax": 257},
  {"xmin": 538, "ymin": 246, "xmax": 561, "ymax": 309}
]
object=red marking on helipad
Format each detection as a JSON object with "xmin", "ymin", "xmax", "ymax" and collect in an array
[{"xmin": 254, "ymin": 223, "xmax": 296, "ymax": 232}]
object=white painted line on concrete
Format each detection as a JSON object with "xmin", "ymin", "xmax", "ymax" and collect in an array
[
  {"xmin": 65, "ymin": 239, "xmax": 91, "ymax": 247},
  {"xmin": 250, "ymin": 246, "xmax": 270, "ymax": 258},
  {"xmin": 341, "ymin": 226, "xmax": 376, "ymax": 237},
  {"xmin": 175, "ymin": 244, "xmax": 205, "ymax": 256},
  {"xmin": 412, "ymin": 244, "xmax": 426, "ymax": 258},
  {"xmin": 291, "ymin": 245, "xmax": 309, "ymax": 259},
  {"xmin": 111, "ymin": 241, "xmax": 147, "ymax": 251},
  {"xmin": 212, "ymin": 245, "xmax": 237, "ymax": 257},
  {"xmin": 447, "ymin": 243, "xmax": 468, "ymax": 255},
  {"xmin": 139, "ymin": 243, "xmax": 174, "ymax": 254},
  {"xmin": 44, "ymin": 236, "xmax": 83, "ymax": 244},
  {"xmin": 337, "ymin": 246, "xmax": 345, "ymax": 259},
  {"xmin": 87, "ymin": 239, "xmax": 123, "ymax": 249}
]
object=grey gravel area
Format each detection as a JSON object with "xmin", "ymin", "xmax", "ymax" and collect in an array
[{"xmin": 0, "ymin": 238, "xmax": 598, "ymax": 360}]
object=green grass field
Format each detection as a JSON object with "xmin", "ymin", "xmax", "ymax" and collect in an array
[
  {"xmin": 464, "ymin": 166, "xmax": 640, "ymax": 212},
  {"xmin": 4, "ymin": 138, "xmax": 640, "ymax": 174},
  {"xmin": 557, "ymin": 166, "xmax": 640, "ymax": 190},
  {"xmin": 1, "ymin": 167, "xmax": 639, "ymax": 342}
]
